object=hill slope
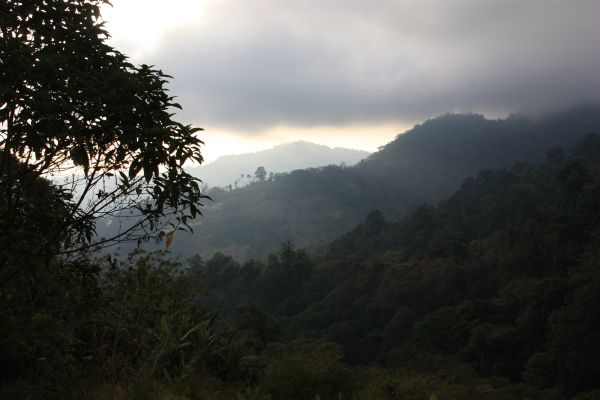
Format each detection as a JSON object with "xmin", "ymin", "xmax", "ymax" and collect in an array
[
  {"xmin": 198, "ymin": 134, "xmax": 600, "ymax": 398},
  {"xmin": 165, "ymin": 106, "xmax": 600, "ymax": 260}
]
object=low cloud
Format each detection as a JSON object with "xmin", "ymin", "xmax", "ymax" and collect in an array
[{"xmin": 145, "ymin": 0, "xmax": 600, "ymax": 132}]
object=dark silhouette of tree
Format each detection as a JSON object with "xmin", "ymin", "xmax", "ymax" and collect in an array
[
  {"xmin": 0, "ymin": 154, "xmax": 69, "ymax": 286},
  {"xmin": 0, "ymin": 0, "xmax": 207, "ymax": 255},
  {"xmin": 255, "ymin": 166, "xmax": 267, "ymax": 182}
]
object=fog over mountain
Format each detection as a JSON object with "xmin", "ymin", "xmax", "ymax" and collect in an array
[
  {"xmin": 8, "ymin": 1, "xmax": 600, "ymax": 397},
  {"xmin": 161, "ymin": 105, "xmax": 600, "ymax": 261},
  {"xmin": 188, "ymin": 141, "xmax": 369, "ymax": 188},
  {"xmin": 144, "ymin": 0, "xmax": 600, "ymax": 133}
]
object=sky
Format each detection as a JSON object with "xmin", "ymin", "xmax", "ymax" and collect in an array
[{"xmin": 101, "ymin": 0, "xmax": 600, "ymax": 163}]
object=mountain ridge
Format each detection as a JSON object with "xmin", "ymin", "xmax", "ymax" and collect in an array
[
  {"xmin": 195, "ymin": 132, "xmax": 600, "ymax": 398},
  {"xmin": 130, "ymin": 105, "xmax": 600, "ymax": 261},
  {"xmin": 188, "ymin": 141, "xmax": 370, "ymax": 188}
]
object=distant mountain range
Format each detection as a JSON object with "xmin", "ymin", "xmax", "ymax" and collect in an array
[
  {"xmin": 188, "ymin": 141, "xmax": 370, "ymax": 187},
  {"xmin": 110, "ymin": 105, "xmax": 600, "ymax": 261}
]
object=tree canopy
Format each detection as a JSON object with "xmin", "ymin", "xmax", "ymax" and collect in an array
[
  {"xmin": 0, "ymin": 0, "xmax": 206, "ymax": 257},
  {"xmin": 196, "ymin": 135, "xmax": 600, "ymax": 398}
]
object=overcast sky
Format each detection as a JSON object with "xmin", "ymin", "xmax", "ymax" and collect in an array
[{"xmin": 102, "ymin": 0, "xmax": 600, "ymax": 162}]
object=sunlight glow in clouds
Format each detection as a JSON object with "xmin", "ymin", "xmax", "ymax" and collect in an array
[
  {"xmin": 100, "ymin": 1, "xmax": 600, "ymax": 162},
  {"xmin": 200, "ymin": 123, "xmax": 409, "ymax": 164},
  {"xmin": 100, "ymin": 0, "xmax": 207, "ymax": 59}
]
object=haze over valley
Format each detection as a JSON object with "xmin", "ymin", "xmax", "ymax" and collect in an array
[
  {"xmin": 189, "ymin": 141, "xmax": 370, "ymax": 188},
  {"xmin": 133, "ymin": 105, "xmax": 600, "ymax": 261},
  {"xmin": 3, "ymin": 1, "xmax": 600, "ymax": 399}
]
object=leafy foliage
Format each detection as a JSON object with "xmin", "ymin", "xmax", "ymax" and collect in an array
[
  {"xmin": 0, "ymin": 0, "xmax": 207, "ymax": 256},
  {"xmin": 4, "ymin": 132, "xmax": 600, "ymax": 398},
  {"xmin": 2, "ymin": 5, "xmax": 600, "ymax": 395}
]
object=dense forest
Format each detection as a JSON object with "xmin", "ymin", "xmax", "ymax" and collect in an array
[
  {"xmin": 161, "ymin": 106, "xmax": 600, "ymax": 261},
  {"xmin": 188, "ymin": 134, "xmax": 600, "ymax": 399},
  {"xmin": 2, "ymin": 1, "xmax": 600, "ymax": 399},
  {"xmin": 4, "ymin": 130, "xmax": 600, "ymax": 398}
]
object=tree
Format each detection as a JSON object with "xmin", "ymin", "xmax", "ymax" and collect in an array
[
  {"xmin": 0, "ymin": 154, "xmax": 70, "ymax": 285},
  {"xmin": 254, "ymin": 166, "xmax": 267, "ymax": 182},
  {"xmin": 0, "ymin": 0, "xmax": 207, "ymax": 257}
]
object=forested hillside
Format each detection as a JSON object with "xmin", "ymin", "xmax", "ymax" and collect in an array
[
  {"xmin": 4, "ymin": 1, "xmax": 600, "ymax": 399},
  {"xmin": 166, "ymin": 105, "xmax": 600, "ymax": 260},
  {"xmin": 194, "ymin": 133, "xmax": 600, "ymax": 399},
  {"xmin": 5, "ymin": 130, "xmax": 600, "ymax": 399}
]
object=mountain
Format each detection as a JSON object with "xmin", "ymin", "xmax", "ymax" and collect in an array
[
  {"xmin": 188, "ymin": 141, "xmax": 370, "ymax": 188},
  {"xmin": 145, "ymin": 105, "xmax": 600, "ymax": 261},
  {"xmin": 196, "ymin": 133, "xmax": 600, "ymax": 398}
]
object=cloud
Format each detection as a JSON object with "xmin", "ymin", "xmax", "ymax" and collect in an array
[{"xmin": 145, "ymin": 0, "xmax": 600, "ymax": 132}]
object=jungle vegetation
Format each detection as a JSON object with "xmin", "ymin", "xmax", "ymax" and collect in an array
[{"xmin": 1, "ymin": 1, "xmax": 600, "ymax": 399}]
